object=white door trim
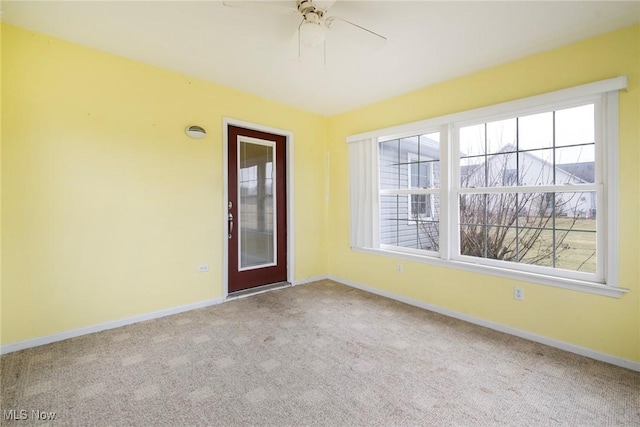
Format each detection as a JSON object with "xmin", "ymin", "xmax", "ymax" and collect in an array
[{"xmin": 222, "ymin": 117, "xmax": 295, "ymax": 299}]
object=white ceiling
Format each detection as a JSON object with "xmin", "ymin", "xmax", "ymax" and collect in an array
[{"xmin": 3, "ymin": 1, "xmax": 639, "ymax": 116}]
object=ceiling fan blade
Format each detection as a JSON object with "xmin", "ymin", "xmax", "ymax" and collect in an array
[
  {"xmin": 326, "ymin": 16, "xmax": 386, "ymax": 49},
  {"xmin": 222, "ymin": 0, "xmax": 298, "ymax": 15}
]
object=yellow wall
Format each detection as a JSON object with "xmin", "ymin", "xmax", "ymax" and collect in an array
[
  {"xmin": 0, "ymin": 24, "xmax": 4, "ymax": 338},
  {"xmin": 1, "ymin": 24, "xmax": 328, "ymax": 344},
  {"xmin": 326, "ymin": 24, "xmax": 640, "ymax": 362}
]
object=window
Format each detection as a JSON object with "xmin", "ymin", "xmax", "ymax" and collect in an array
[
  {"xmin": 502, "ymin": 169, "xmax": 517, "ymax": 186},
  {"xmin": 379, "ymin": 133, "xmax": 440, "ymax": 252},
  {"xmin": 457, "ymin": 103, "xmax": 598, "ymax": 276},
  {"xmin": 348, "ymin": 77, "xmax": 626, "ymax": 297}
]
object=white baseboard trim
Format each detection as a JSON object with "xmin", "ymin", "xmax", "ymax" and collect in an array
[
  {"xmin": 293, "ymin": 275, "xmax": 329, "ymax": 286},
  {"xmin": 328, "ymin": 275, "xmax": 640, "ymax": 372},
  {"xmin": 0, "ymin": 297, "xmax": 225, "ymax": 355},
  {"xmin": 5, "ymin": 276, "xmax": 637, "ymax": 371},
  {"xmin": 0, "ymin": 276, "xmax": 330, "ymax": 355}
]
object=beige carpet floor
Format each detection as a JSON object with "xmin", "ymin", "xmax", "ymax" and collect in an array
[{"xmin": 1, "ymin": 280, "xmax": 639, "ymax": 426}]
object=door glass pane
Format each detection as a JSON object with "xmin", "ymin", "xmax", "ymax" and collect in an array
[{"xmin": 238, "ymin": 140, "xmax": 275, "ymax": 270}]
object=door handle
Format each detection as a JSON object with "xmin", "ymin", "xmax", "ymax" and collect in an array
[{"xmin": 228, "ymin": 213, "xmax": 234, "ymax": 239}]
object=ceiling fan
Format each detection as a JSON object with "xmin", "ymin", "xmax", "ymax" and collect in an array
[{"xmin": 222, "ymin": 0, "xmax": 387, "ymax": 52}]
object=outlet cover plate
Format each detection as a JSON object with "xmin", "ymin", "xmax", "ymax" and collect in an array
[{"xmin": 514, "ymin": 287, "xmax": 525, "ymax": 301}]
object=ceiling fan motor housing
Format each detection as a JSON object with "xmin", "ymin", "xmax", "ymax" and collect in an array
[{"xmin": 298, "ymin": 0, "xmax": 326, "ymax": 22}]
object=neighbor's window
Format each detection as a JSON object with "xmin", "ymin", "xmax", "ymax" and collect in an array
[
  {"xmin": 409, "ymin": 152, "xmax": 434, "ymax": 219},
  {"xmin": 348, "ymin": 77, "xmax": 625, "ymax": 295}
]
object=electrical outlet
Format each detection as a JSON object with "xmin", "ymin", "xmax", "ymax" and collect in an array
[
  {"xmin": 514, "ymin": 287, "xmax": 525, "ymax": 301},
  {"xmin": 396, "ymin": 264, "xmax": 403, "ymax": 273},
  {"xmin": 198, "ymin": 264, "xmax": 210, "ymax": 272}
]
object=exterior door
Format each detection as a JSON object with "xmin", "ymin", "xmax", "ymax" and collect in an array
[{"xmin": 227, "ymin": 125, "xmax": 287, "ymax": 293}]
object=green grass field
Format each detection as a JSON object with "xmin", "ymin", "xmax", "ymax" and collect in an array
[{"xmin": 516, "ymin": 218, "xmax": 596, "ymax": 273}]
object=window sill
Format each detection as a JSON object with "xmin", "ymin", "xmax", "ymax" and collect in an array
[{"xmin": 352, "ymin": 247, "xmax": 628, "ymax": 298}]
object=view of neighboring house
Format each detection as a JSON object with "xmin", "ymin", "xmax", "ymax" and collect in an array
[
  {"xmin": 378, "ymin": 137, "xmax": 596, "ymax": 254},
  {"xmin": 461, "ymin": 145, "xmax": 597, "ymax": 219}
]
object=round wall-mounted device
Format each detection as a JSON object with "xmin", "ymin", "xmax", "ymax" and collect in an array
[{"xmin": 185, "ymin": 125, "xmax": 206, "ymax": 139}]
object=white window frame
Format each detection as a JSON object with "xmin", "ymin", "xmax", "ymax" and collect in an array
[
  {"xmin": 451, "ymin": 96, "xmax": 603, "ymax": 284},
  {"xmin": 378, "ymin": 134, "xmax": 442, "ymax": 256},
  {"xmin": 347, "ymin": 77, "xmax": 627, "ymax": 298}
]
